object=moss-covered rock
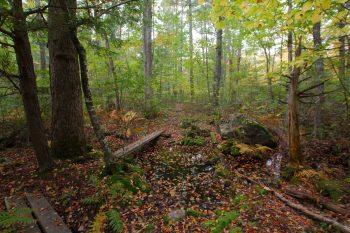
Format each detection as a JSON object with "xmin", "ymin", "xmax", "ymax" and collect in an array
[
  {"xmin": 218, "ymin": 140, "xmax": 241, "ymax": 157},
  {"xmin": 218, "ymin": 114, "xmax": 277, "ymax": 148}
]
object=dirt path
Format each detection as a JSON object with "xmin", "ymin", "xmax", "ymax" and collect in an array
[{"xmin": 119, "ymin": 105, "xmax": 318, "ymax": 232}]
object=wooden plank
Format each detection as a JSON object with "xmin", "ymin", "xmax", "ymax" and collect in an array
[
  {"xmin": 4, "ymin": 196, "xmax": 41, "ymax": 233},
  {"xmin": 25, "ymin": 194, "xmax": 71, "ymax": 233},
  {"xmin": 113, "ymin": 129, "xmax": 164, "ymax": 159}
]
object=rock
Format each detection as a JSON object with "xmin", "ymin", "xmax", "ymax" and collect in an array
[
  {"xmin": 218, "ymin": 114, "xmax": 277, "ymax": 148},
  {"xmin": 167, "ymin": 209, "xmax": 186, "ymax": 222}
]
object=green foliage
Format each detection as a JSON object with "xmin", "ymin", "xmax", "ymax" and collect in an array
[
  {"xmin": 255, "ymin": 185, "xmax": 267, "ymax": 196},
  {"xmin": 229, "ymin": 226, "xmax": 243, "ymax": 233},
  {"xmin": 0, "ymin": 208, "xmax": 34, "ymax": 229},
  {"xmin": 107, "ymin": 209, "xmax": 123, "ymax": 233},
  {"xmin": 204, "ymin": 210, "xmax": 239, "ymax": 233},
  {"xmin": 186, "ymin": 208, "xmax": 205, "ymax": 218},
  {"xmin": 180, "ymin": 136, "xmax": 205, "ymax": 146},
  {"xmin": 315, "ymin": 179, "xmax": 344, "ymax": 202},
  {"xmin": 215, "ymin": 164, "xmax": 230, "ymax": 177},
  {"xmin": 233, "ymin": 193, "xmax": 246, "ymax": 206},
  {"xmin": 145, "ymin": 223, "xmax": 155, "ymax": 232},
  {"xmin": 180, "ymin": 118, "xmax": 195, "ymax": 129}
]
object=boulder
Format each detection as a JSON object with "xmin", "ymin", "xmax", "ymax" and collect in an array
[
  {"xmin": 218, "ymin": 114, "xmax": 277, "ymax": 148},
  {"xmin": 167, "ymin": 209, "xmax": 186, "ymax": 222}
]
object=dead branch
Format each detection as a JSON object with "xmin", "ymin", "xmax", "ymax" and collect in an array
[
  {"xmin": 236, "ymin": 172, "xmax": 350, "ymax": 233},
  {"xmin": 285, "ymin": 188, "xmax": 350, "ymax": 216}
]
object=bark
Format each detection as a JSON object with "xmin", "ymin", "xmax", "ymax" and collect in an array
[
  {"xmin": 312, "ymin": 22, "xmax": 325, "ymax": 139},
  {"xmin": 143, "ymin": 0, "xmax": 153, "ymax": 113},
  {"xmin": 284, "ymin": 0, "xmax": 293, "ymax": 126},
  {"xmin": 204, "ymin": 21, "xmax": 210, "ymax": 101},
  {"xmin": 188, "ymin": 0, "xmax": 194, "ymax": 100},
  {"xmin": 35, "ymin": 0, "xmax": 46, "ymax": 79},
  {"xmin": 339, "ymin": 21, "xmax": 349, "ymax": 121},
  {"xmin": 57, "ymin": 0, "xmax": 114, "ymax": 171},
  {"xmin": 48, "ymin": 0, "xmax": 86, "ymax": 159},
  {"xmin": 288, "ymin": 37, "xmax": 302, "ymax": 167},
  {"xmin": 238, "ymin": 173, "xmax": 350, "ymax": 233},
  {"xmin": 213, "ymin": 22, "xmax": 223, "ymax": 106},
  {"xmin": 12, "ymin": 0, "xmax": 54, "ymax": 172},
  {"xmin": 286, "ymin": 188, "xmax": 350, "ymax": 216},
  {"xmin": 103, "ymin": 32, "xmax": 121, "ymax": 111}
]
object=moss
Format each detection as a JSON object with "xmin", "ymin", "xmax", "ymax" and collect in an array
[{"xmin": 215, "ymin": 164, "xmax": 230, "ymax": 177}]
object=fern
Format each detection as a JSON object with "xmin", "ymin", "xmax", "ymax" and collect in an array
[
  {"xmin": 90, "ymin": 211, "xmax": 106, "ymax": 233},
  {"xmin": 107, "ymin": 209, "xmax": 123, "ymax": 233},
  {"xmin": 0, "ymin": 208, "xmax": 34, "ymax": 228}
]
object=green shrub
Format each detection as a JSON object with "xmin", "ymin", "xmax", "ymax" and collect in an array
[
  {"xmin": 315, "ymin": 179, "xmax": 344, "ymax": 202},
  {"xmin": 215, "ymin": 164, "xmax": 230, "ymax": 177},
  {"xmin": 186, "ymin": 208, "xmax": 205, "ymax": 218},
  {"xmin": 0, "ymin": 208, "xmax": 34, "ymax": 230},
  {"xmin": 180, "ymin": 136, "xmax": 205, "ymax": 146}
]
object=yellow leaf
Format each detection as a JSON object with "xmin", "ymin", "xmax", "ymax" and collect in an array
[
  {"xmin": 311, "ymin": 11, "xmax": 321, "ymax": 23},
  {"xmin": 320, "ymin": 0, "xmax": 331, "ymax": 10},
  {"xmin": 335, "ymin": 10, "xmax": 348, "ymax": 20},
  {"xmin": 198, "ymin": 0, "xmax": 205, "ymax": 4},
  {"xmin": 302, "ymin": 1, "xmax": 313, "ymax": 12}
]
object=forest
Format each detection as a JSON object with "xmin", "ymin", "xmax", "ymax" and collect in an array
[{"xmin": 0, "ymin": 0, "xmax": 349, "ymax": 232}]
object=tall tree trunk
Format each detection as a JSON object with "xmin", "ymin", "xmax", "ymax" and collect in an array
[
  {"xmin": 12, "ymin": 0, "xmax": 54, "ymax": 172},
  {"xmin": 103, "ymin": 32, "xmax": 121, "ymax": 111},
  {"xmin": 143, "ymin": 0, "xmax": 153, "ymax": 114},
  {"xmin": 35, "ymin": 0, "xmax": 46, "ymax": 79},
  {"xmin": 58, "ymin": 0, "xmax": 114, "ymax": 171},
  {"xmin": 285, "ymin": 0, "xmax": 293, "ymax": 126},
  {"xmin": 188, "ymin": 0, "xmax": 194, "ymax": 100},
  {"xmin": 48, "ymin": 0, "xmax": 86, "ymax": 159},
  {"xmin": 213, "ymin": 22, "xmax": 223, "ymax": 106},
  {"xmin": 204, "ymin": 21, "xmax": 210, "ymax": 101},
  {"xmin": 338, "ymin": 21, "xmax": 349, "ymax": 121},
  {"xmin": 235, "ymin": 45, "xmax": 242, "ymax": 101},
  {"xmin": 312, "ymin": 22, "xmax": 325, "ymax": 139},
  {"xmin": 288, "ymin": 37, "xmax": 302, "ymax": 167}
]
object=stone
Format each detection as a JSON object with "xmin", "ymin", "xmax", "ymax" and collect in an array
[
  {"xmin": 167, "ymin": 209, "xmax": 186, "ymax": 222},
  {"xmin": 218, "ymin": 114, "xmax": 277, "ymax": 148}
]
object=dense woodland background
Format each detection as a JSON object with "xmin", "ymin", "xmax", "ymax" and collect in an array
[{"xmin": 0, "ymin": 0, "xmax": 350, "ymax": 232}]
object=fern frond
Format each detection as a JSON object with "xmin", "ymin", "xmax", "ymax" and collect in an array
[
  {"xmin": 107, "ymin": 209, "xmax": 123, "ymax": 233},
  {"xmin": 0, "ymin": 208, "xmax": 34, "ymax": 228},
  {"xmin": 90, "ymin": 211, "xmax": 106, "ymax": 233}
]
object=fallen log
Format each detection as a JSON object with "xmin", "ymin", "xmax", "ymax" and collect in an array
[
  {"xmin": 113, "ymin": 130, "xmax": 164, "ymax": 159},
  {"xmin": 236, "ymin": 172, "xmax": 350, "ymax": 233},
  {"xmin": 286, "ymin": 188, "xmax": 350, "ymax": 216}
]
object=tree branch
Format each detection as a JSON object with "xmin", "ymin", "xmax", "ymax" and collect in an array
[{"xmin": 298, "ymin": 79, "xmax": 329, "ymax": 96}]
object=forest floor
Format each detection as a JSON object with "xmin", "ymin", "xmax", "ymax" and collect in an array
[{"xmin": 0, "ymin": 103, "xmax": 349, "ymax": 232}]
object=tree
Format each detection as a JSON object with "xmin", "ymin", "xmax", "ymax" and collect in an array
[
  {"xmin": 143, "ymin": 0, "xmax": 153, "ymax": 115},
  {"xmin": 9, "ymin": 0, "xmax": 54, "ymax": 172},
  {"xmin": 213, "ymin": 18, "xmax": 223, "ymax": 106},
  {"xmin": 312, "ymin": 22, "xmax": 325, "ymax": 139},
  {"xmin": 188, "ymin": 0, "xmax": 194, "ymax": 100},
  {"xmin": 48, "ymin": 0, "xmax": 87, "ymax": 159},
  {"xmin": 287, "ymin": 37, "xmax": 302, "ymax": 168},
  {"xmin": 35, "ymin": 0, "xmax": 46, "ymax": 79}
]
